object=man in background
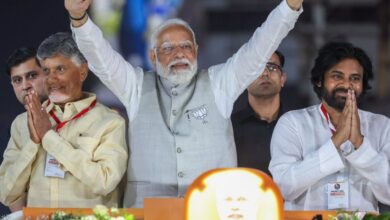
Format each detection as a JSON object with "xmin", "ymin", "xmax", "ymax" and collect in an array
[
  {"xmin": 6, "ymin": 48, "xmax": 47, "ymax": 106},
  {"xmin": 232, "ymin": 51, "xmax": 286, "ymax": 176},
  {"xmin": 0, "ymin": 47, "xmax": 47, "ymax": 213}
]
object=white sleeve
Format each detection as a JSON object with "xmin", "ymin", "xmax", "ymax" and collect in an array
[
  {"xmin": 269, "ymin": 113, "xmax": 345, "ymax": 201},
  {"xmin": 71, "ymin": 18, "xmax": 143, "ymax": 121},
  {"xmin": 208, "ymin": 0, "xmax": 302, "ymax": 118},
  {"xmin": 345, "ymin": 133, "xmax": 390, "ymax": 205}
]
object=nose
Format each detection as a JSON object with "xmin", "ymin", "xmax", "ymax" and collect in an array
[
  {"xmin": 46, "ymin": 71, "xmax": 57, "ymax": 84},
  {"xmin": 21, "ymin": 80, "xmax": 32, "ymax": 91},
  {"xmin": 261, "ymin": 68, "xmax": 270, "ymax": 78},
  {"xmin": 173, "ymin": 47, "xmax": 185, "ymax": 59},
  {"xmin": 46, "ymin": 73, "xmax": 58, "ymax": 90},
  {"xmin": 340, "ymin": 78, "xmax": 353, "ymax": 89}
]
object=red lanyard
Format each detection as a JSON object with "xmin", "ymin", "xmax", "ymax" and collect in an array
[
  {"xmin": 49, "ymin": 99, "xmax": 97, "ymax": 132},
  {"xmin": 320, "ymin": 103, "xmax": 336, "ymax": 135}
]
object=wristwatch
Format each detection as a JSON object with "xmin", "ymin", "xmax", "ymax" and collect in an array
[{"xmin": 340, "ymin": 143, "xmax": 354, "ymax": 156}]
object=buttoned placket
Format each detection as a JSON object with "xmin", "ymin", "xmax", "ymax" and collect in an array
[{"xmin": 169, "ymin": 87, "xmax": 187, "ymax": 196}]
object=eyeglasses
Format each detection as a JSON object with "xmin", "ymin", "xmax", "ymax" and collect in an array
[
  {"xmin": 265, "ymin": 62, "xmax": 282, "ymax": 73},
  {"xmin": 156, "ymin": 41, "xmax": 195, "ymax": 55}
]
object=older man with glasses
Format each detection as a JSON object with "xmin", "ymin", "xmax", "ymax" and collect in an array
[
  {"xmin": 65, "ymin": 0, "xmax": 304, "ymax": 208},
  {"xmin": 232, "ymin": 51, "xmax": 287, "ymax": 176}
]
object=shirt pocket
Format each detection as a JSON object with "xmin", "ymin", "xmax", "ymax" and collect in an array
[{"xmin": 75, "ymin": 136, "xmax": 100, "ymax": 158}]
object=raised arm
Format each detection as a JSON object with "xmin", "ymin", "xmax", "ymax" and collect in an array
[
  {"xmin": 65, "ymin": 0, "xmax": 143, "ymax": 121},
  {"xmin": 208, "ymin": 0, "xmax": 303, "ymax": 118},
  {"xmin": 65, "ymin": 0, "xmax": 91, "ymax": 27}
]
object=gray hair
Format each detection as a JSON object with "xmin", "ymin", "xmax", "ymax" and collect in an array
[
  {"xmin": 37, "ymin": 32, "xmax": 87, "ymax": 66},
  {"xmin": 150, "ymin": 18, "xmax": 197, "ymax": 49}
]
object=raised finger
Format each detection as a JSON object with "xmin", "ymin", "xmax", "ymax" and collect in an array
[
  {"xmin": 29, "ymin": 91, "xmax": 43, "ymax": 114},
  {"xmin": 26, "ymin": 103, "xmax": 35, "ymax": 128},
  {"xmin": 342, "ymin": 91, "xmax": 351, "ymax": 116},
  {"xmin": 25, "ymin": 93, "xmax": 35, "ymax": 111}
]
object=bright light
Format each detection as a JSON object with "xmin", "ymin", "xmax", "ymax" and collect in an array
[{"xmin": 185, "ymin": 168, "xmax": 283, "ymax": 220}]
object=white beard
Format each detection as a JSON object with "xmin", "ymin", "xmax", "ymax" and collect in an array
[{"xmin": 156, "ymin": 58, "xmax": 198, "ymax": 85}]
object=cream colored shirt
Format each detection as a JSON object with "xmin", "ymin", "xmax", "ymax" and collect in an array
[{"xmin": 0, "ymin": 93, "xmax": 127, "ymax": 208}]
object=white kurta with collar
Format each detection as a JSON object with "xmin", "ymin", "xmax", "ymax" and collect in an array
[{"xmin": 269, "ymin": 104, "xmax": 390, "ymax": 211}]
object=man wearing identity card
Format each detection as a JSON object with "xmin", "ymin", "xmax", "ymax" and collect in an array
[
  {"xmin": 0, "ymin": 33, "xmax": 127, "ymax": 208},
  {"xmin": 269, "ymin": 42, "xmax": 390, "ymax": 211}
]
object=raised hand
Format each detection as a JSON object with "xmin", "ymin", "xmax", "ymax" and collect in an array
[
  {"xmin": 349, "ymin": 90, "xmax": 363, "ymax": 148},
  {"xmin": 25, "ymin": 99, "xmax": 41, "ymax": 144},
  {"xmin": 286, "ymin": 0, "xmax": 304, "ymax": 11},
  {"xmin": 25, "ymin": 91, "xmax": 52, "ymax": 142},
  {"xmin": 331, "ymin": 90, "xmax": 353, "ymax": 148},
  {"xmin": 64, "ymin": 0, "xmax": 92, "ymax": 18}
]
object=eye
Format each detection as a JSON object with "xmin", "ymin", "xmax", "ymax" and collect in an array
[
  {"xmin": 56, "ymin": 66, "xmax": 65, "ymax": 73},
  {"xmin": 42, "ymin": 68, "xmax": 49, "ymax": 75},
  {"xmin": 160, "ymin": 45, "xmax": 174, "ymax": 54},
  {"xmin": 266, "ymin": 63, "xmax": 281, "ymax": 73},
  {"xmin": 26, "ymin": 71, "xmax": 38, "ymax": 79},
  {"xmin": 268, "ymin": 65, "xmax": 277, "ymax": 72},
  {"xmin": 350, "ymin": 76, "xmax": 361, "ymax": 82},
  {"xmin": 181, "ymin": 43, "xmax": 193, "ymax": 51},
  {"xmin": 331, "ymin": 74, "xmax": 342, "ymax": 80},
  {"xmin": 11, "ymin": 77, "xmax": 22, "ymax": 85}
]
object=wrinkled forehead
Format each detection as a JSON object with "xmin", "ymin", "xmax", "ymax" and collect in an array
[
  {"xmin": 157, "ymin": 25, "xmax": 194, "ymax": 46},
  {"xmin": 160, "ymin": 40, "xmax": 193, "ymax": 48}
]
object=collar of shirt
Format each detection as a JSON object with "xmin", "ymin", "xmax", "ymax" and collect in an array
[
  {"xmin": 43, "ymin": 92, "xmax": 97, "ymax": 121},
  {"xmin": 319, "ymin": 103, "xmax": 336, "ymax": 134},
  {"xmin": 158, "ymin": 72, "xmax": 197, "ymax": 96},
  {"xmin": 232, "ymin": 92, "xmax": 284, "ymax": 124}
]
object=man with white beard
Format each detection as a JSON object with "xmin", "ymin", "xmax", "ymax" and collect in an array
[{"xmin": 65, "ymin": 0, "xmax": 304, "ymax": 207}]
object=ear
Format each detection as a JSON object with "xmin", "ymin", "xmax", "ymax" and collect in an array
[
  {"xmin": 80, "ymin": 63, "xmax": 89, "ymax": 82},
  {"xmin": 281, "ymin": 72, "xmax": 287, "ymax": 87},
  {"xmin": 316, "ymin": 81, "xmax": 321, "ymax": 88},
  {"xmin": 149, "ymin": 49, "xmax": 156, "ymax": 68},
  {"xmin": 194, "ymin": 44, "xmax": 199, "ymax": 57}
]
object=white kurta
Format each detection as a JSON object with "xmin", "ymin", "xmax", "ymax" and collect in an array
[{"xmin": 270, "ymin": 104, "xmax": 390, "ymax": 211}]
